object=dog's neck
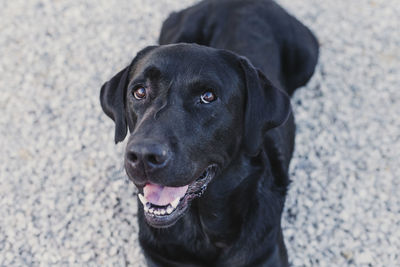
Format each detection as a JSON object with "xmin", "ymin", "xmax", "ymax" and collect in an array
[{"xmin": 139, "ymin": 150, "xmax": 289, "ymax": 266}]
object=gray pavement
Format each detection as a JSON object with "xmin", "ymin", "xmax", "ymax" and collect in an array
[{"xmin": 1, "ymin": 0, "xmax": 399, "ymax": 266}]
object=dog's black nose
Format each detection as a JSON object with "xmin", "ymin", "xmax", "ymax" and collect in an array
[{"xmin": 126, "ymin": 143, "xmax": 171, "ymax": 170}]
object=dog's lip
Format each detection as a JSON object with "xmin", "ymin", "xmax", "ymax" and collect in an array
[{"xmin": 137, "ymin": 164, "xmax": 218, "ymax": 228}]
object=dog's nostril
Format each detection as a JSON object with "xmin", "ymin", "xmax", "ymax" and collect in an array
[{"xmin": 127, "ymin": 152, "xmax": 138, "ymax": 163}]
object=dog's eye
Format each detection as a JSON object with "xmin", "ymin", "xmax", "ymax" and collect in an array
[
  {"xmin": 200, "ymin": 91, "xmax": 216, "ymax": 104},
  {"xmin": 133, "ymin": 87, "xmax": 147, "ymax": 100}
]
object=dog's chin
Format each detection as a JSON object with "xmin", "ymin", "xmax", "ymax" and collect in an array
[{"xmin": 137, "ymin": 164, "xmax": 218, "ymax": 228}]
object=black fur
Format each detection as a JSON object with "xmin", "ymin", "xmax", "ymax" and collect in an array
[{"xmin": 100, "ymin": 0, "xmax": 318, "ymax": 266}]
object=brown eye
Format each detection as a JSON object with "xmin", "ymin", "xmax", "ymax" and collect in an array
[
  {"xmin": 133, "ymin": 87, "xmax": 146, "ymax": 100},
  {"xmin": 200, "ymin": 91, "xmax": 216, "ymax": 104}
]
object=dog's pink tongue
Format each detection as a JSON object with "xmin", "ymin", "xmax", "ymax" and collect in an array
[{"xmin": 143, "ymin": 183, "xmax": 188, "ymax": 206}]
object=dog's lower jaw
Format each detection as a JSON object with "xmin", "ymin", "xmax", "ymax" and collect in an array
[
  {"xmin": 138, "ymin": 165, "xmax": 218, "ymax": 228},
  {"xmin": 138, "ymin": 154, "xmax": 289, "ymax": 266}
]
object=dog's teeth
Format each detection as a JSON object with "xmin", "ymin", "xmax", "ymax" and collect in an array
[
  {"xmin": 166, "ymin": 205, "xmax": 174, "ymax": 214},
  {"xmin": 160, "ymin": 209, "xmax": 166, "ymax": 215},
  {"xmin": 138, "ymin": 194, "xmax": 147, "ymax": 205},
  {"xmin": 155, "ymin": 209, "xmax": 161, "ymax": 215},
  {"xmin": 149, "ymin": 207, "xmax": 154, "ymax": 214},
  {"xmin": 144, "ymin": 205, "xmax": 149, "ymax": 212},
  {"xmin": 171, "ymin": 197, "xmax": 180, "ymax": 209}
]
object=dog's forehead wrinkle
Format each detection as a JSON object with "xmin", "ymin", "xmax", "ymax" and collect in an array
[
  {"xmin": 156, "ymin": 86, "xmax": 199, "ymax": 125},
  {"xmin": 153, "ymin": 98, "xmax": 171, "ymax": 121}
]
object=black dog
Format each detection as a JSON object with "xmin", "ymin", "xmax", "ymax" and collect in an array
[{"xmin": 100, "ymin": 0, "xmax": 318, "ymax": 266}]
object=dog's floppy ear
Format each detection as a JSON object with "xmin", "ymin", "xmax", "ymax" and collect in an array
[
  {"xmin": 238, "ymin": 57, "xmax": 291, "ymax": 156},
  {"xmin": 100, "ymin": 46, "xmax": 157, "ymax": 143}
]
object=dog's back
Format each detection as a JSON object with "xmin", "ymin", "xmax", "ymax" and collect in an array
[{"xmin": 159, "ymin": 0, "xmax": 319, "ymax": 96}]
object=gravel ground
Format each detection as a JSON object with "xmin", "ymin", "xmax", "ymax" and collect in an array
[{"xmin": 1, "ymin": 0, "xmax": 399, "ymax": 266}]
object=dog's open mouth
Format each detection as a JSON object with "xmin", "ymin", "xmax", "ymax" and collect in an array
[{"xmin": 137, "ymin": 164, "xmax": 217, "ymax": 228}]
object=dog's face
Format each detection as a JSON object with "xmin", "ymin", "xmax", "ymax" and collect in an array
[
  {"xmin": 100, "ymin": 44, "xmax": 290, "ymax": 228},
  {"xmin": 126, "ymin": 45, "xmax": 245, "ymax": 227}
]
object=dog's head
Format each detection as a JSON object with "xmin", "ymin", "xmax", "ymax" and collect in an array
[{"xmin": 100, "ymin": 44, "xmax": 290, "ymax": 228}]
